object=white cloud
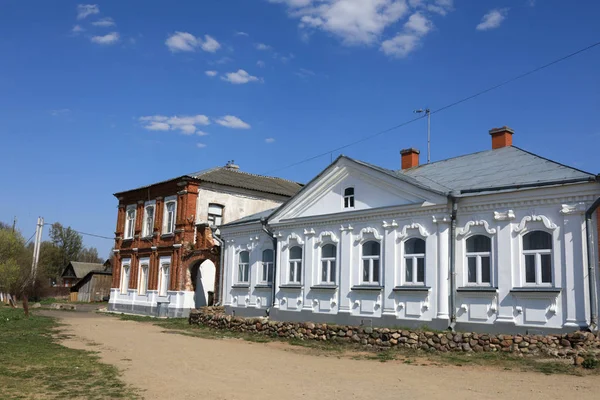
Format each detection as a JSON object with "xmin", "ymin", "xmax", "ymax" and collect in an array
[
  {"xmin": 197, "ymin": 143, "xmax": 207, "ymax": 148},
  {"xmin": 165, "ymin": 32, "xmax": 221, "ymax": 53},
  {"xmin": 295, "ymin": 68, "xmax": 316, "ymax": 78},
  {"xmin": 380, "ymin": 12, "xmax": 432, "ymax": 57},
  {"xmin": 235, "ymin": 31, "xmax": 249, "ymax": 36},
  {"xmin": 92, "ymin": 17, "xmax": 116, "ymax": 27},
  {"xmin": 255, "ymin": 43, "xmax": 271, "ymax": 50},
  {"xmin": 221, "ymin": 69, "xmax": 261, "ymax": 84},
  {"xmin": 139, "ymin": 114, "xmax": 210, "ymax": 134},
  {"xmin": 476, "ymin": 8, "xmax": 508, "ymax": 31},
  {"xmin": 257, "ymin": 60, "xmax": 266, "ymax": 68},
  {"xmin": 72, "ymin": 25, "xmax": 85, "ymax": 34},
  {"xmin": 50, "ymin": 108, "xmax": 71, "ymax": 116},
  {"xmin": 205, "ymin": 70, "xmax": 218, "ymax": 77},
  {"xmin": 196, "ymin": 130, "xmax": 209, "ymax": 136},
  {"xmin": 265, "ymin": 137, "xmax": 276, "ymax": 143},
  {"xmin": 77, "ymin": 4, "xmax": 99, "ymax": 20},
  {"xmin": 90, "ymin": 32, "xmax": 120, "ymax": 45},
  {"xmin": 215, "ymin": 115, "xmax": 251, "ymax": 129}
]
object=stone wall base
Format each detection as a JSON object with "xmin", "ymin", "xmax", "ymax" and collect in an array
[{"xmin": 108, "ymin": 302, "xmax": 191, "ymax": 318}]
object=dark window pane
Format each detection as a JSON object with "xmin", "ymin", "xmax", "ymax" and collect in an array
[
  {"xmin": 268, "ymin": 265, "xmax": 273, "ymax": 282},
  {"xmin": 289, "ymin": 262, "xmax": 295, "ymax": 281},
  {"xmin": 481, "ymin": 256, "xmax": 491, "ymax": 283},
  {"xmin": 297, "ymin": 263, "xmax": 302, "ymax": 281},
  {"xmin": 466, "ymin": 235, "xmax": 491, "ymax": 253},
  {"xmin": 244, "ymin": 265, "xmax": 249, "ymax": 282},
  {"xmin": 405, "ymin": 258, "xmax": 413, "ymax": 282},
  {"xmin": 467, "ymin": 257, "xmax": 476, "ymax": 283},
  {"xmin": 405, "ymin": 238, "xmax": 425, "ymax": 254},
  {"xmin": 373, "ymin": 260, "xmax": 380, "ymax": 282},
  {"xmin": 344, "ymin": 187, "xmax": 354, "ymax": 196},
  {"xmin": 240, "ymin": 251, "xmax": 249, "ymax": 263},
  {"xmin": 525, "ymin": 255, "xmax": 536, "ymax": 283},
  {"xmin": 322, "ymin": 244, "xmax": 336, "ymax": 258},
  {"xmin": 417, "ymin": 257, "xmax": 425, "ymax": 283},
  {"xmin": 262, "ymin": 264, "xmax": 267, "ymax": 281},
  {"xmin": 290, "ymin": 246, "xmax": 302, "ymax": 260},
  {"xmin": 363, "ymin": 241, "xmax": 380, "ymax": 256},
  {"xmin": 349, "ymin": 197, "xmax": 355, "ymax": 207},
  {"xmin": 344, "ymin": 197, "xmax": 349, "ymax": 208},
  {"xmin": 541, "ymin": 254, "xmax": 552, "ymax": 283},
  {"xmin": 363, "ymin": 260, "xmax": 370, "ymax": 282},
  {"xmin": 330, "ymin": 261, "xmax": 336, "ymax": 282},
  {"xmin": 262, "ymin": 249, "xmax": 273, "ymax": 262},
  {"xmin": 523, "ymin": 231, "xmax": 552, "ymax": 250},
  {"xmin": 321, "ymin": 261, "xmax": 328, "ymax": 282}
]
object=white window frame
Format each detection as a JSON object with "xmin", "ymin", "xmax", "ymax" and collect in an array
[
  {"xmin": 158, "ymin": 257, "xmax": 171, "ymax": 297},
  {"xmin": 124, "ymin": 205, "xmax": 136, "ymax": 240},
  {"xmin": 142, "ymin": 201, "xmax": 156, "ymax": 238},
  {"xmin": 343, "ymin": 187, "xmax": 355, "ymax": 209},
  {"xmin": 403, "ymin": 238, "xmax": 426, "ymax": 286},
  {"xmin": 522, "ymin": 231, "xmax": 553, "ymax": 286},
  {"xmin": 238, "ymin": 251, "xmax": 250, "ymax": 284},
  {"xmin": 208, "ymin": 203, "xmax": 224, "ymax": 227},
  {"xmin": 465, "ymin": 235, "xmax": 492, "ymax": 286},
  {"xmin": 361, "ymin": 241, "xmax": 381, "ymax": 285},
  {"xmin": 320, "ymin": 244, "xmax": 337, "ymax": 285},
  {"xmin": 260, "ymin": 249, "xmax": 274, "ymax": 284},
  {"xmin": 162, "ymin": 196, "xmax": 177, "ymax": 235},
  {"xmin": 288, "ymin": 246, "xmax": 303, "ymax": 284},
  {"xmin": 138, "ymin": 258, "xmax": 149, "ymax": 295},
  {"xmin": 120, "ymin": 258, "xmax": 131, "ymax": 294}
]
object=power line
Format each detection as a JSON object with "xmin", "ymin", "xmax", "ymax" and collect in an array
[
  {"xmin": 24, "ymin": 232, "xmax": 36, "ymax": 245},
  {"xmin": 264, "ymin": 40, "xmax": 600, "ymax": 175},
  {"xmin": 43, "ymin": 223, "xmax": 114, "ymax": 241}
]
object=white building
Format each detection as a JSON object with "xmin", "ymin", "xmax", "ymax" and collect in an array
[{"xmin": 220, "ymin": 127, "xmax": 600, "ymax": 334}]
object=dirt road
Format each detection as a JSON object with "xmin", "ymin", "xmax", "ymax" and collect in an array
[{"xmin": 43, "ymin": 311, "xmax": 598, "ymax": 400}]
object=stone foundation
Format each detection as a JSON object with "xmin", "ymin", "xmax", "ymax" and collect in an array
[{"xmin": 189, "ymin": 308, "xmax": 600, "ymax": 358}]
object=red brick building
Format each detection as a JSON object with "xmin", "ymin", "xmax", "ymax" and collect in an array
[{"xmin": 108, "ymin": 162, "xmax": 302, "ymax": 317}]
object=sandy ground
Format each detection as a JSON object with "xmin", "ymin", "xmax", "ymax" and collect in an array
[{"xmin": 41, "ymin": 311, "xmax": 599, "ymax": 400}]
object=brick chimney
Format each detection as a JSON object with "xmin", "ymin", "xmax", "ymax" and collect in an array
[
  {"xmin": 400, "ymin": 148, "xmax": 420, "ymax": 170},
  {"xmin": 489, "ymin": 126, "xmax": 514, "ymax": 149}
]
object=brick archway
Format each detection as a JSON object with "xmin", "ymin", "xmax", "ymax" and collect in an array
[{"xmin": 183, "ymin": 248, "xmax": 221, "ymax": 305}]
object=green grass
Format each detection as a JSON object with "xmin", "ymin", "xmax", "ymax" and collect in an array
[{"xmin": 0, "ymin": 308, "xmax": 138, "ymax": 399}]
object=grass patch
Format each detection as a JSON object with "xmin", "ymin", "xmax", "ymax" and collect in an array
[{"xmin": 0, "ymin": 308, "xmax": 138, "ymax": 399}]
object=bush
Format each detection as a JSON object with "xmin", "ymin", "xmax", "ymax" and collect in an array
[{"xmin": 582, "ymin": 357, "xmax": 599, "ymax": 370}]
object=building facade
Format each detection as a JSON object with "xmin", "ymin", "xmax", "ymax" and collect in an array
[
  {"xmin": 108, "ymin": 162, "xmax": 302, "ymax": 317},
  {"xmin": 221, "ymin": 127, "xmax": 600, "ymax": 334}
]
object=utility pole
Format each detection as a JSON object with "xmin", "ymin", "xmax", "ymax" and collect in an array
[
  {"xmin": 414, "ymin": 108, "xmax": 431, "ymax": 163},
  {"xmin": 31, "ymin": 217, "xmax": 44, "ymax": 282},
  {"xmin": 12, "ymin": 216, "xmax": 16, "ymax": 233}
]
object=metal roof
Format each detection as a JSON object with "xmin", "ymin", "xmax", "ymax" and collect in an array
[{"xmin": 400, "ymin": 146, "xmax": 596, "ymax": 194}]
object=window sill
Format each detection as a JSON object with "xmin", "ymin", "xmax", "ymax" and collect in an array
[
  {"xmin": 232, "ymin": 284, "xmax": 250, "ymax": 289},
  {"xmin": 457, "ymin": 287, "xmax": 498, "ymax": 293},
  {"xmin": 310, "ymin": 285, "xmax": 338, "ymax": 290},
  {"xmin": 122, "ymin": 238, "xmax": 134, "ymax": 242},
  {"xmin": 351, "ymin": 285, "xmax": 383, "ymax": 291},
  {"xmin": 254, "ymin": 284, "xmax": 273, "ymax": 289},
  {"xmin": 510, "ymin": 287, "xmax": 561, "ymax": 294},
  {"xmin": 279, "ymin": 284, "xmax": 302, "ymax": 289},
  {"xmin": 160, "ymin": 233, "xmax": 174, "ymax": 239},
  {"xmin": 392, "ymin": 286, "xmax": 431, "ymax": 292}
]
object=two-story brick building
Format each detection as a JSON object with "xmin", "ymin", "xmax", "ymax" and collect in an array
[{"xmin": 108, "ymin": 162, "xmax": 302, "ymax": 317}]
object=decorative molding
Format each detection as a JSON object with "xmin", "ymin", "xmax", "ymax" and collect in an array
[
  {"xmin": 137, "ymin": 200, "xmax": 145, "ymax": 205},
  {"xmin": 460, "ymin": 194, "xmax": 598, "ymax": 214},
  {"xmin": 286, "ymin": 232, "xmax": 304, "ymax": 246},
  {"xmin": 456, "ymin": 220, "xmax": 497, "ymax": 237},
  {"xmin": 432, "ymin": 215, "xmax": 451, "ymax": 224},
  {"xmin": 340, "ymin": 224, "xmax": 354, "ymax": 232},
  {"xmin": 303, "ymin": 228, "xmax": 316, "ymax": 236},
  {"xmin": 560, "ymin": 203, "xmax": 586, "ymax": 215},
  {"xmin": 398, "ymin": 222, "xmax": 429, "ymax": 239},
  {"xmin": 382, "ymin": 220, "xmax": 399, "ymax": 229},
  {"xmin": 490, "ymin": 295, "xmax": 498, "ymax": 313},
  {"xmin": 493, "ymin": 210, "xmax": 515, "ymax": 221},
  {"xmin": 173, "ymin": 244, "xmax": 183, "ymax": 249},
  {"xmin": 356, "ymin": 227, "xmax": 383, "ymax": 242},
  {"xmin": 317, "ymin": 231, "xmax": 339, "ymax": 244},
  {"xmin": 513, "ymin": 215, "xmax": 557, "ymax": 233}
]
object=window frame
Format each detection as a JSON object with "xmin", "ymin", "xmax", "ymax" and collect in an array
[
  {"xmin": 162, "ymin": 196, "xmax": 177, "ymax": 235},
  {"xmin": 343, "ymin": 187, "xmax": 355, "ymax": 209},
  {"xmin": 465, "ymin": 234, "xmax": 493, "ymax": 287},
  {"xmin": 124, "ymin": 205, "xmax": 136, "ymax": 240},
  {"xmin": 138, "ymin": 259, "xmax": 149, "ymax": 295},
  {"xmin": 361, "ymin": 240, "xmax": 381, "ymax": 285},
  {"xmin": 158, "ymin": 258, "xmax": 171, "ymax": 297},
  {"xmin": 521, "ymin": 230, "xmax": 553, "ymax": 286},
  {"xmin": 403, "ymin": 238, "xmax": 426, "ymax": 286},
  {"xmin": 120, "ymin": 258, "xmax": 131, "ymax": 294},
  {"xmin": 320, "ymin": 243, "xmax": 337, "ymax": 285},
  {"xmin": 260, "ymin": 249, "xmax": 274, "ymax": 284},
  {"xmin": 288, "ymin": 246, "xmax": 303, "ymax": 284},
  {"xmin": 207, "ymin": 203, "xmax": 224, "ymax": 227},
  {"xmin": 142, "ymin": 201, "xmax": 156, "ymax": 238},
  {"xmin": 238, "ymin": 251, "xmax": 250, "ymax": 284}
]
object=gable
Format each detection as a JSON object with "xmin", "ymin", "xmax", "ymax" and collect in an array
[
  {"xmin": 269, "ymin": 157, "xmax": 447, "ymax": 223},
  {"xmin": 62, "ymin": 265, "xmax": 76, "ymax": 278}
]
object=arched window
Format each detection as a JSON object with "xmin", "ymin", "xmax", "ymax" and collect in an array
[
  {"xmin": 523, "ymin": 231, "xmax": 552, "ymax": 285},
  {"xmin": 404, "ymin": 238, "xmax": 425, "ymax": 285},
  {"xmin": 361, "ymin": 241, "xmax": 381, "ymax": 284},
  {"xmin": 321, "ymin": 244, "xmax": 337, "ymax": 284},
  {"xmin": 466, "ymin": 235, "xmax": 491, "ymax": 285},
  {"xmin": 344, "ymin": 187, "xmax": 355, "ymax": 208},
  {"xmin": 158, "ymin": 259, "xmax": 171, "ymax": 297},
  {"xmin": 238, "ymin": 251, "xmax": 250, "ymax": 283},
  {"xmin": 261, "ymin": 249, "xmax": 274, "ymax": 284},
  {"xmin": 289, "ymin": 246, "xmax": 303, "ymax": 284},
  {"xmin": 124, "ymin": 205, "xmax": 136, "ymax": 239},
  {"xmin": 120, "ymin": 259, "xmax": 131, "ymax": 294},
  {"xmin": 142, "ymin": 203, "xmax": 155, "ymax": 238}
]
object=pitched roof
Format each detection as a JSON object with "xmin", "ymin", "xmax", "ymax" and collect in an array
[
  {"xmin": 401, "ymin": 146, "xmax": 596, "ymax": 194},
  {"xmin": 189, "ymin": 167, "xmax": 302, "ymax": 197},
  {"xmin": 63, "ymin": 262, "xmax": 105, "ymax": 279}
]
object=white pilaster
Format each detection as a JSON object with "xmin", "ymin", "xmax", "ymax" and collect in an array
[
  {"xmin": 303, "ymin": 229, "xmax": 316, "ymax": 310},
  {"xmin": 338, "ymin": 225, "xmax": 353, "ymax": 313},
  {"xmin": 434, "ymin": 215, "xmax": 450, "ymax": 320},
  {"xmin": 382, "ymin": 220, "xmax": 398, "ymax": 315},
  {"xmin": 561, "ymin": 204, "xmax": 587, "ymax": 326},
  {"xmin": 494, "ymin": 210, "xmax": 516, "ymax": 324}
]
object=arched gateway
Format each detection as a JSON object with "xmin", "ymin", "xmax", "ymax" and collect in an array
[{"xmin": 191, "ymin": 259, "xmax": 216, "ymax": 308}]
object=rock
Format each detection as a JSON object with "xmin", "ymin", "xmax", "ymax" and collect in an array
[
  {"xmin": 462, "ymin": 343, "xmax": 471, "ymax": 352},
  {"xmin": 390, "ymin": 338, "xmax": 398, "ymax": 345},
  {"xmin": 560, "ymin": 339, "xmax": 572, "ymax": 347},
  {"xmin": 364, "ymin": 327, "xmax": 373, "ymax": 334},
  {"xmin": 305, "ymin": 322, "xmax": 315, "ymax": 330},
  {"xmin": 574, "ymin": 356, "xmax": 585, "ymax": 366},
  {"xmin": 453, "ymin": 334, "xmax": 462, "ymax": 343},
  {"xmin": 31, "ymin": 303, "xmax": 41, "ymax": 309},
  {"xmin": 391, "ymin": 332, "xmax": 401, "ymax": 340},
  {"xmin": 409, "ymin": 333, "xmax": 419, "ymax": 340}
]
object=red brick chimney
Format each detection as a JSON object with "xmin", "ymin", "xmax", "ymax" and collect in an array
[
  {"xmin": 489, "ymin": 126, "xmax": 514, "ymax": 149},
  {"xmin": 400, "ymin": 148, "xmax": 420, "ymax": 170}
]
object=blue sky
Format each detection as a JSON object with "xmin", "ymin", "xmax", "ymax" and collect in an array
[{"xmin": 0, "ymin": 0, "xmax": 599, "ymax": 258}]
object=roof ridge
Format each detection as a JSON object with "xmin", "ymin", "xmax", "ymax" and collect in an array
[
  {"xmin": 511, "ymin": 145, "xmax": 596, "ymax": 177},
  {"xmin": 202, "ymin": 166, "xmax": 303, "ymax": 185}
]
